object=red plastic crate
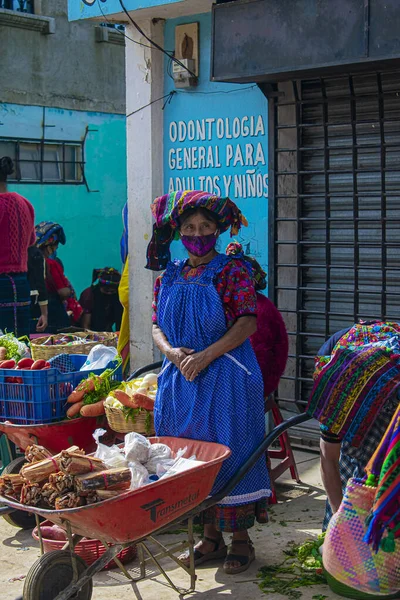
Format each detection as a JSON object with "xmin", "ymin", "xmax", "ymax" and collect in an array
[{"xmin": 32, "ymin": 521, "xmax": 136, "ymax": 570}]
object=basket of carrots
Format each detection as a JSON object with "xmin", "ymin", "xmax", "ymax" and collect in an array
[
  {"xmin": 104, "ymin": 373, "xmax": 157, "ymax": 436},
  {"xmin": 66, "ymin": 365, "xmax": 122, "ymax": 420}
]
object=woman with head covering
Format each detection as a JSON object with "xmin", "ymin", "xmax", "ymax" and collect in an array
[
  {"xmin": 148, "ymin": 190, "xmax": 271, "ymax": 574},
  {"xmin": 226, "ymin": 242, "xmax": 288, "ymax": 398},
  {"xmin": 35, "ymin": 221, "xmax": 71, "ymax": 333},
  {"xmin": 307, "ymin": 322, "xmax": 400, "ymax": 532},
  {"xmin": 79, "ymin": 268, "xmax": 123, "ymax": 332},
  {"xmin": 0, "ymin": 156, "xmax": 35, "ymax": 337}
]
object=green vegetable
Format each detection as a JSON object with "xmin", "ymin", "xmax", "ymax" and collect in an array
[
  {"xmin": 0, "ymin": 334, "xmax": 23, "ymax": 362},
  {"xmin": 123, "ymin": 406, "xmax": 153, "ymax": 435},
  {"xmin": 258, "ymin": 533, "xmax": 327, "ymax": 597},
  {"xmin": 81, "ymin": 360, "xmax": 122, "ymax": 406}
]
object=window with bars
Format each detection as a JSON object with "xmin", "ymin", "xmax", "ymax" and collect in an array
[
  {"xmin": 272, "ymin": 71, "xmax": 400, "ymax": 422},
  {"xmin": 0, "ymin": 0, "xmax": 34, "ymax": 12},
  {"xmin": 0, "ymin": 139, "xmax": 84, "ymax": 183}
]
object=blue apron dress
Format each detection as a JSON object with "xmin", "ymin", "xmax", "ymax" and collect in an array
[{"xmin": 154, "ymin": 253, "xmax": 271, "ymax": 506}]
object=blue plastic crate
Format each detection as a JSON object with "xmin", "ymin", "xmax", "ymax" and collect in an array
[{"xmin": 0, "ymin": 354, "xmax": 122, "ymax": 425}]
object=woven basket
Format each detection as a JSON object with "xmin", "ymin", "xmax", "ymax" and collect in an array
[
  {"xmin": 31, "ymin": 331, "xmax": 118, "ymax": 361},
  {"xmin": 105, "ymin": 404, "xmax": 155, "ymax": 436}
]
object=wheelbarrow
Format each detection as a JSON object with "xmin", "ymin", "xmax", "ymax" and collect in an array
[
  {"xmin": 0, "ymin": 419, "xmax": 309, "ymax": 599},
  {"xmin": 0, "ymin": 416, "xmax": 115, "ymax": 529},
  {"xmin": 0, "ymin": 361, "xmax": 310, "ymax": 598}
]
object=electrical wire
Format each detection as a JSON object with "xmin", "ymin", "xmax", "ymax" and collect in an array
[
  {"xmin": 126, "ymin": 85, "xmax": 259, "ymax": 119},
  {"xmin": 126, "ymin": 91, "xmax": 176, "ymax": 118},
  {"xmin": 118, "ymin": 0, "xmax": 197, "ymax": 80}
]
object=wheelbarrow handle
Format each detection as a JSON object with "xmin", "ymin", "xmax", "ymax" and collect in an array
[
  {"xmin": 128, "ymin": 361, "xmax": 163, "ymax": 381},
  {"xmin": 196, "ymin": 412, "xmax": 311, "ymax": 512}
]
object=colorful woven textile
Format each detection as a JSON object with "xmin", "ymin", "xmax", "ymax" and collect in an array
[
  {"xmin": 323, "ymin": 478, "xmax": 400, "ymax": 597},
  {"xmin": 307, "ymin": 344, "xmax": 400, "ymax": 447},
  {"xmin": 314, "ymin": 321, "xmax": 400, "ymax": 378},
  {"xmin": 35, "ymin": 221, "xmax": 66, "ymax": 248},
  {"xmin": 146, "ymin": 190, "xmax": 248, "ymax": 271},
  {"xmin": 364, "ymin": 403, "xmax": 400, "ymax": 552}
]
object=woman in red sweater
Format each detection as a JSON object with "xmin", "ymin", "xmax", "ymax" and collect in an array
[
  {"xmin": 226, "ymin": 243, "xmax": 288, "ymax": 397},
  {"xmin": 0, "ymin": 156, "xmax": 36, "ymax": 337}
]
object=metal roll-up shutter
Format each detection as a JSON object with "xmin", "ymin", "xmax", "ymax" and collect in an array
[{"xmin": 272, "ymin": 71, "xmax": 400, "ymax": 444}]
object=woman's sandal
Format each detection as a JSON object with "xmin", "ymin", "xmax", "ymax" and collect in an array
[
  {"xmin": 179, "ymin": 536, "xmax": 227, "ymax": 567},
  {"xmin": 223, "ymin": 539, "xmax": 255, "ymax": 574}
]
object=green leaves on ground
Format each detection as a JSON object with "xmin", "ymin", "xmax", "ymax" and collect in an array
[{"xmin": 258, "ymin": 533, "xmax": 326, "ymax": 598}]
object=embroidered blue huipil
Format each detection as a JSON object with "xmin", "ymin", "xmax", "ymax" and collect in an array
[{"xmin": 154, "ymin": 254, "xmax": 271, "ymax": 506}]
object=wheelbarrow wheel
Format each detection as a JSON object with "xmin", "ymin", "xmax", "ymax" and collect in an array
[
  {"xmin": 1, "ymin": 456, "xmax": 39, "ymax": 530},
  {"xmin": 23, "ymin": 550, "xmax": 93, "ymax": 600}
]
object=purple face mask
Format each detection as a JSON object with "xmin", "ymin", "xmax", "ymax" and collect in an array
[{"xmin": 180, "ymin": 232, "xmax": 218, "ymax": 257}]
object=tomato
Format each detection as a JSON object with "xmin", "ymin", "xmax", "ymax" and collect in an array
[
  {"xmin": 16, "ymin": 358, "xmax": 34, "ymax": 370},
  {"xmin": 0, "ymin": 360, "xmax": 16, "ymax": 369},
  {"xmin": 31, "ymin": 359, "xmax": 47, "ymax": 370}
]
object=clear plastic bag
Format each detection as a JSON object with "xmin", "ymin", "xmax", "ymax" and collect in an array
[
  {"xmin": 128, "ymin": 461, "xmax": 149, "ymax": 490},
  {"xmin": 80, "ymin": 345, "xmax": 118, "ymax": 371},
  {"xmin": 93, "ymin": 428, "xmax": 128, "ymax": 469}
]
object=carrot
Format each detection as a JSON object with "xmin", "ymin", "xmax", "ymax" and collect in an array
[
  {"xmin": 67, "ymin": 378, "xmax": 97, "ymax": 403},
  {"xmin": 80, "ymin": 399, "xmax": 106, "ymax": 417},
  {"xmin": 66, "ymin": 401, "xmax": 84, "ymax": 418},
  {"xmin": 113, "ymin": 389, "xmax": 139, "ymax": 409},
  {"xmin": 133, "ymin": 393, "xmax": 155, "ymax": 411}
]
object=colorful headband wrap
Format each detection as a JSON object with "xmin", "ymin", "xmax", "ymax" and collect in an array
[
  {"xmin": 145, "ymin": 190, "xmax": 248, "ymax": 271},
  {"xmin": 226, "ymin": 242, "xmax": 267, "ymax": 291},
  {"xmin": 35, "ymin": 221, "xmax": 66, "ymax": 248},
  {"xmin": 92, "ymin": 267, "xmax": 121, "ymax": 287}
]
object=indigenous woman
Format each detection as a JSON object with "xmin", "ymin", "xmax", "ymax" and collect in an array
[
  {"xmin": 148, "ymin": 190, "xmax": 271, "ymax": 574},
  {"xmin": 307, "ymin": 321, "xmax": 400, "ymax": 530},
  {"xmin": 35, "ymin": 221, "xmax": 71, "ymax": 333},
  {"xmin": 79, "ymin": 268, "xmax": 122, "ymax": 332},
  {"xmin": 0, "ymin": 156, "xmax": 35, "ymax": 337}
]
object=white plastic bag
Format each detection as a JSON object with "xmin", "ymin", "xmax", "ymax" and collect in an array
[
  {"xmin": 128, "ymin": 461, "xmax": 149, "ymax": 490},
  {"xmin": 145, "ymin": 443, "xmax": 172, "ymax": 473},
  {"xmin": 159, "ymin": 456, "xmax": 204, "ymax": 479},
  {"xmin": 93, "ymin": 428, "xmax": 128, "ymax": 469},
  {"xmin": 124, "ymin": 432, "xmax": 151, "ymax": 464},
  {"xmin": 80, "ymin": 345, "xmax": 118, "ymax": 371}
]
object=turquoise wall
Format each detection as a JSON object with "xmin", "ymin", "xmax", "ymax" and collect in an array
[
  {"xmin": 68, "ymin": 0, "xmax": 184, "ymax": 21},
  {"xmin": 163, "ymin": 13, "xmax": 269, "ymax": 273},
  {"xmin": 0, "ymin": 103, "xmax": 127, "ymax": 296}
]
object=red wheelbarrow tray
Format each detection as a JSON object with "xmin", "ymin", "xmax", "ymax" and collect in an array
[
  {"xmin": 0, "ymin": 436, "xmax": 231, "ymax": 544},
  {"xmin": 0, "ymin": 416, "xmax": 112, "ymax": 455}
]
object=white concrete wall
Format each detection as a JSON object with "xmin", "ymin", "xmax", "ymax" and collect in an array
[{"xmin": 126, "ymin": 20, "xmax": 164, "ymax": 368}]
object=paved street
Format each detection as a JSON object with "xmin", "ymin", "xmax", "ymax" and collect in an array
[{"xmin": 0, "ymin": 450, "xmax": 342, "ymax": 600}]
